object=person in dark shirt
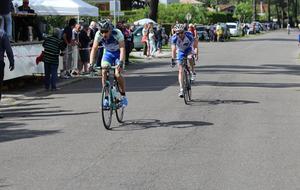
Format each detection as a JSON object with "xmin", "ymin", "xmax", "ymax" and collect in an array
[
  {"xmin": 18, "ymin": 0, "xmax": 35, "ymax": 13},
  {"xmin": 156, "ymin": 26, "xmax": 163, "ymax": 54},
  {"xmin": 0, "ymin": 30, "xmax": 14, "ymax": 118},
  {"xmin": 89, "ymin": 21, "xmax": 98, "ymax": 43},
  {"xmin": 42, "ymin": 28, "xmax": 64, "ymax": 91},
  {"xmin": 0, "ymin": 0, "xmax": 14, "ymax": 40},
  {"xmin": 61, "ymin": 18, "xmax": 76, "ymax": 78},
  {"xmin": 16, "ymin": 0, "xmax": 43, "ymax": 41},
  {"xmin": 78, "ymin": 24, "xmax": 91, "ymax": 74}
]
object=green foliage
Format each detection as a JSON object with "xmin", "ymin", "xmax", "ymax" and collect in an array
[
  {"xmin": 157, "ymin": 3, "xmax": 207, "ymax": 24},
  {"xmin": 206, "ymin": 12, "xmax": 234, "ymax": 23},
  {"xmin": 235, "ymin": 2, "xmax": 252, "ymax": 23}
]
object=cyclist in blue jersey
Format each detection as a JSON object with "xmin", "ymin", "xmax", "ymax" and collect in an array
[
  {"xmin": 90, "ymin": 19, "xmax": 128, "ymax": 108},
  {"xmin": 171, "ymin": 24, "xmax": 195, "ymax": 98}
]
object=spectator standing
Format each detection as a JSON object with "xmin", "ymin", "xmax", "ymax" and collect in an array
[
  {"xmin": 17, "ymin": 0, "xmax": 43, "ymax": 41},
  {"xmin": 0, "ymin": 0, "xmax": 13, "ymax": 41},
  {"xmin": 142, "ymin": 23, "xmax": 149, "ymax": 57},
  {"xmin": 89, "ymin": 21, "xmax": 98, "ymax": 42},
  {"xmin": 0, "ymin": 29, "xmax": 14, "ymax": 118},
  {"xmin": 148, "ymin": 26, "xmax": 156, "ymax": 57},
  {"xmin": 42, "ymin": 28, "xmax": 64, "ymax": 91},
  {"xmin": 78, "ymin": 24, "xmax": 90, "ymax": 74},
  {"xmin": 156, "ymin": 25, "xmax": 163, "ymax": 54},
  {"xmin": 62, "ymin": 18, "xmax": 76, "ymax": 78},
  {"xmin": 72, "ymin": 23, "xmax": 81, "ymax": 75},
  {"xmin": 124, "ymin": 24, "xmax": 133, "ymax": 65}
]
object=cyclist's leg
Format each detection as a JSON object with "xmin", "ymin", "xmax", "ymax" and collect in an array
[
  {"xmin": 111, "ymin": 52, "xmax": 126, "ymax": 96},
  {"xmin": 101, "ymin": 50, "xmax": 112, "ymax": 91},
  {"xmin": 177, "ymin": 51, "xmax": 185, "ymax": 90}
]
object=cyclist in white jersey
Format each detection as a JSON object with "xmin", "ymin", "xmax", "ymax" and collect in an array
[
  {"xmin": 171, "ymin": 24, "xmax": 195, "ymax": 97},
  {"xmin": 90, "ymin": 19, "xmax": 128, "ymax": 108}
]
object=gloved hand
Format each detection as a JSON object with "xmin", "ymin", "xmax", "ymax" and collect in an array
[
  {"xmin": 9, "ymin": 63, "xmax": 14, "ymax": 71},
  {"xmin": 171, "ymin": 59, "xmax": 177, "ymax": 68},
  {"xmin": 118, "ymin": 60, "xmax": 124, "ymax": 70}
]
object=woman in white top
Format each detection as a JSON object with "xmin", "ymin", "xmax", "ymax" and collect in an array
[{"xmin": 148, "ymin": 28, "xmax": 156, "ymax": 57}]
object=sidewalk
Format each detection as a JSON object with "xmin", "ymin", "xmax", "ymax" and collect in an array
[{"xmin": 0, "ymin": 77, "xmax": 85, "ymax": 107}]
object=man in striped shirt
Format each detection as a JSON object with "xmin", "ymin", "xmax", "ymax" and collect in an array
[{"xmin": 42, "ymin": 28, "xmax": 64, "ymax": 91}]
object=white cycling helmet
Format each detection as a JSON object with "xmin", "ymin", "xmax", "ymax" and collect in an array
[
  {"xmin": 174, "ymin": 24, "xmax": 185, "ymax": 33},
  {"xmin": 98, "ymin": 19, "xmax": 113, "ymax": 31}
]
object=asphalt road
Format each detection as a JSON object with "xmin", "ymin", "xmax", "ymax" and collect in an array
[{"xmin": 1, "ymin": 30, "xmax": 300, "ymax": 190}]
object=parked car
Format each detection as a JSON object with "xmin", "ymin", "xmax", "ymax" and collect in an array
[
  {"xmin": 226, "ymin": 22, "xmax": 242, "ymax": 37},
  {"xmin": 132, "ymin": 26, "xmax": 169, "ymax": 51},
  {"xmin": 195, "ymin": 25, "xmax": 209, "ymax": 41}
]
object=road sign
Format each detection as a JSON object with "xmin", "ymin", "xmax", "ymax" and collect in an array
[{"xmin": 185, "ymin": 13, "xmax": 192, "ymax": 21}]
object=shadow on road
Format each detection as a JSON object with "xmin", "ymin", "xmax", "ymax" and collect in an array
[
  {"xmin": 54, "ymin": 74, "xmax": 178, "ymax": 94},
  {"xmin": 197, "ymin": 64, "xmax": 300, "ymax": 76},
  {"xmin": 110, "ymin": 119, "xmax": 213, "ymax": 131},
  {"xmin": 0, "ymin": 122, "xmax": 61, "ymax": 143},
  {"xmin": 233, "ymin": 38, "xmax": 297, "ymax": 42},
  {"xmin": 193, "ymin": 81, "xmax": 300, "ymax": 88},
  {"xmin": 189, "ymin": 99, "xmax": 259, "ymax": 106}
]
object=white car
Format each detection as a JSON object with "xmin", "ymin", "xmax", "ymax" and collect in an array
[{"xmin": 226, "ymin": 22, "xmax": 241, "ymax": 37}]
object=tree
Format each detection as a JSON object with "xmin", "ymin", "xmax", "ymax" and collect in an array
[
  {"xmin": 147, "ymin": 0, "xmax": 159, "ymax": 21},
  {"xmin": 235, "ymin": 1, "xmax": 252, "ymax": 22}
]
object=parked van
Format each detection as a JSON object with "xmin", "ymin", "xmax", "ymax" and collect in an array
[{"xmin": 226, "ymin": 22, "xmax": 241, "ymax": 37}]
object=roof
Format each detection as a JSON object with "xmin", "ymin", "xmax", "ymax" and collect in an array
[{"xmin": 218, "ymin": 4, "xmax": 235, "ymax": 11}]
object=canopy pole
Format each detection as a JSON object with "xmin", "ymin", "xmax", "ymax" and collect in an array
[{"xmin": 77, "ymin": 15, "xmax": 80, "ymax": 24}]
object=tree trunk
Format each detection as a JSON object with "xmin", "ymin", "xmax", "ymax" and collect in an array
[
  {"xmin": 294, "ymin": 0, "xmax": 298, "ymax": 25},
  {"xmin": 281, "ymin": 4, "xmax": 285, "ymax": 28},
  {"xmin": 148, "ymin": 0, "xmax": 159, "ymax": 22},
  {"xmin": 268, "ymin": 0, "xmax": 271, "ymax": 22},
  {"xmin": 276, "ymin": 3, "xmax": 281, "ymax": 26},
  {"xmin": 252, "ymin": 0, "xmax": 256, "ymax": 21}
]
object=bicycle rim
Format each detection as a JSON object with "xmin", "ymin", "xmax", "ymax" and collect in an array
[{"xmin": 101, "ymin": 86, "xmax": 113, "ymax": 130}]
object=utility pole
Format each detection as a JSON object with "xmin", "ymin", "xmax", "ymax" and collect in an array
[{"xmin": 287, "ymin": 0, "xmax": 290, "ymax": 25}]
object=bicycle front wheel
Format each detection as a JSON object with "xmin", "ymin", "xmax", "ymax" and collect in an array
[
  {"xmin": 187, "ymin": 71, "xmax": 192, "ymax": 101},
  {"xmin": 101, "ymin": 86, "xmax": 113, "ymax": 130}
]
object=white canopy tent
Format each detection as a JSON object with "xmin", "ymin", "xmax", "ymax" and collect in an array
[{"xmin": 12, "ymin": 0, "xmax": 99, "ymax": 16}]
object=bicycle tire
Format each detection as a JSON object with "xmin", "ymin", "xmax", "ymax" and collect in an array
[
  {"xmin": 101, "ymin": 85, "xmax": 113, "ymax": 130},
  {"xmin": 187, "ymin": 70, "xmax": 192, "ymax": 101},
  {"xmin": 115, "ymin": 83, "xmax": 124, "ymax": 123}
]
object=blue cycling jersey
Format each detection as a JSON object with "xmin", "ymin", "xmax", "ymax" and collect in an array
[
  {"xmin": 94, "ymin": 29, "xmax": 124, "ymax": 52},
  {"xmin": 171, "ymin": 31, "xmax": 194, "ymax": 52}
]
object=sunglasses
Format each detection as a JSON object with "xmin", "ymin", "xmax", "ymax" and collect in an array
[
  {"xmin": 100, "ymin": 30, "xmax": 109, "ymax": 34},
  {"xmin": 176, "ymin": 31, "xmax": 184, "ymax": 35}
]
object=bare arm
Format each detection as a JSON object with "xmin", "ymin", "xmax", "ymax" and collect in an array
[
  {"xmin": 89, "ymin": 39, "xmax": 98, "ymax": 65},
  {"xmin": 119, "ymin": 40, "xmax": 125, "ymax": 62},
  {"xmin": 171, "ymin": 44, "xmax": 176, "ymax": 59}
]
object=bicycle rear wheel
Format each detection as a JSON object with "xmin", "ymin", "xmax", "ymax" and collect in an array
[
  {"xmin": 182, "ymin": 70, "xmax": 189, "ymax": 105},
  {"xmin": 101, "ymin": 86, "xmax": 113, "ymax": 130},
  {"xmin": 115, "ymin": 84, "xmax": 124, "ymax": 123}
]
